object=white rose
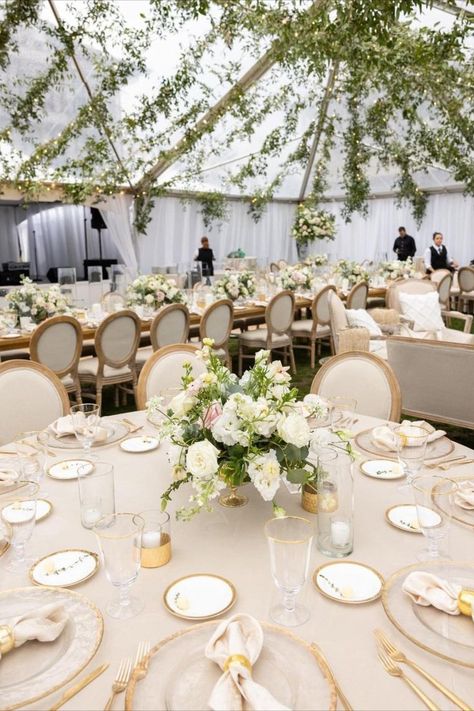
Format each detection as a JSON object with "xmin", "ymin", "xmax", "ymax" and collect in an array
[
  {"xmin": 168, "ymin": 390, "xmax": 196, "ymax": 417},
  {"xmin": 277, "ymin": 412, "xmax": 310, "ymax": 448},
  {"xmin": 247, "ymin": 450, "xmax": 281, "ymax": 501},
  {"xmin": 186, "ymin": 440, "xmax": 219, "ymax": 480},
  {"xmin": 212, "ymin": 411, "xmax": 248, "ymax": 446},
  {"xmin": 309, "ymin": 427, "xmax": 333, "ymax": 453},
  {"xmin": 145, "ymin": 293, "xmax": 155, "ymax": 305}
]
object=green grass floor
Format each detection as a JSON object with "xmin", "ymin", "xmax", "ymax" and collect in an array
[{"xmin": 100, "ymin": 332, "xmax": 474, "ymax": 450}]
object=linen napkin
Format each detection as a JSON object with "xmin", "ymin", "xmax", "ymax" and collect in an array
[
  {"xmin": 0, "ymin": 470, "xmax": 19, "ymax": 487},
  {"xmin": 205, "ymin": 613, "xmax": 290, "ymax": 711},
  {"xmin": 372, "ymin": 420, "xmax": 446, "ymax": 452},
  {"xmin": 0, "ymin": 602, "xmax": 68, "ymax": 659},
  {"xmin": 454, "ymin": 481, "xmax": 474, "ymax": 510},
  {"xmin": 50, "ymin": 415, "xmax": 108, "ymax": 442},
  {"xmin": 402, "ymin": 571, "xmax": 461, "ymax": 615}
]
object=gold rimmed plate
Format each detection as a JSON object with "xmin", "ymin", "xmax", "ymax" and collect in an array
[
  {"xmin": 47, "ymin": 421, "xmax": 129, "ymax": 450},
  {"xmin": 313, "ymin": 561, "xmax": 384, "ymax": 604},
  {"xmin": 360, "ymin": 459, "xmax": 404, "ymax": 480},
  {"xmin": 354, "ymin": 428, "xmax": 454, "ymax": 461},
  {"xmin": 163, "ymin": 573, "xmax": 237, "ymax": 621},
  {"xmin": 433, "ymin": 476, "xmax": 474, "ymax": 529},
  {"xmin": 0, "ymin": 586, "xmax": 103, "ymax": 710},
  {"xmin": 47, "ymin": 459, "xmax": 94, "ymax": 480},
  {"xmin": 385, "ymin": 504, "xmax": 431, "ymax": 533},
  {"xmin": 382, "ymin": 560, "xmax": 474, "ymax": 668},
  {"xmin": 124, "ymin": 621, "xmax": 336, "ymax": 711},
  {"xmin": 120, "ymin": 435, "xmax": 160, "ymax": 453},
  {"xmin": 1, "ymin": 498, "xmax": 52, "ymax": 524},
  {"xmin": 30, "ymin": 549, "xmax": 99, "ymax": 587}
]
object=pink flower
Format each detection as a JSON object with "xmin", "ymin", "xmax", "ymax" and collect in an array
[
  {"xmin": 203, "ymin": 402, "xmax": 223, "ymax": 429},
  {"xmin": 187, "ymin": 378, "xmax": 204, "ymax": 396},
  {"xmin": 156, "ymin": 291, "xmax": 165, "ymax": 302}
]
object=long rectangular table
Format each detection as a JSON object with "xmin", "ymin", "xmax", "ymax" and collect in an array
[{"xmin": 1, "ymin": 410, "xmax": 472, "ymax": 710}]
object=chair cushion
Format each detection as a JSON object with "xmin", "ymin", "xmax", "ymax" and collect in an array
[
  {"xmin": 78, "ymin": 357, "xmax": 132, "ymax": 378},
  {"xmin": 135, "ymin": 346, "xmax": 153, "ymax": 364},
  {"xmin": 291, "ymin": 321, "xmax": 331, "ymax": 337},
  {"xmin": 441, "ymin": 327, "xmax": 474, "ymax": 345},
  {"xmin": 346, "ymin": 309, "xmax": 383, "ymax": 337},
  {"xmin": 239, "ymin": 328, "xmax": 291, "ymax": 349},
  {"xmin": 61, "ymin": 375, "xmax": 75, "ymax": 387},
  {"xmin": 399, "ymin": 291, "xmax": 445, "ymax": 332}
]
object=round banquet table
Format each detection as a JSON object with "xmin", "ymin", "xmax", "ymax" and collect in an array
[{"xmin": 1, "ymin": 410, "xmax": 473, "ymax": 711}]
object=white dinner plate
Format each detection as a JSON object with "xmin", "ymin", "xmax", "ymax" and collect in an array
[
  {"xmin": 0, "ymin": 586, "xmax": 103, "ymax": 710},
  {"xmin": 163, "ymin": 574, "xmax": 236, "ymax": 620},
  {"xmin": 120, "ymin": 435, "xmax": 160, "ymax": 453},
  {"xmin": 313, "ymin": 561, "xmax": 384, "ymax": 604},
  {"xmin": 360, "ymin": 459, "xmax": 404, "ymax": 480},
  {"xmin": 30, "ymin": 549, "xmax": 99, "ymax": 587},
  {"xmin": 1, "ymin": 497, "xmax": 52, "ymax": 524},
  {"xmin": 385, "ymin": 504, "xmax": 441, "ymax": 533},
  {"xmin": 47, "ymin": 459, "xmax": 94, "ymax": 480}
]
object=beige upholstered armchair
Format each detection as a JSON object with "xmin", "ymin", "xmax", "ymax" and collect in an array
[
  {"xmin": 328, "ymin": 291, "xmax": 387, "ymax": 359},
  {"xmin": 387, "ymin": 336, "xmax": 474, "ymax": 429}
]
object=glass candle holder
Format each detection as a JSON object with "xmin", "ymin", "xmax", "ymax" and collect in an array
[
  {"xmin": 139, "ymin": 510, "xmax": 171, "ymax": 568},
  {"xmin": 78, "ymin": 461, "xmax": 115, "ymax": 529},
  {"xmin": 316, "ymin": 451, "xmax": 354, "ymax": 558}
]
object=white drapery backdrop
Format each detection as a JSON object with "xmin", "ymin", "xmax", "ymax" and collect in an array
[{"xmin": 0, "ymin": 192, "xmax": 472, "ymax": 276}]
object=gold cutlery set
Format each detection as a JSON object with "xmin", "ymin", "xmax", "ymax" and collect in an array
[
  {"xmin": 375, "ymin": 629, "xmax": 470, "ymax": 710},
  {"xmin": 426, "ymin": 455, "xmax": 474, "ymax": 470},
  {"xmin": 48, "ymin": 642, "xmax": 150, "ymax": 711}
]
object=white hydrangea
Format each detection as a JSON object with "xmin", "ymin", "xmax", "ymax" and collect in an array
[{"xmin": 277, "ymin": 412, "xmax": 311, "ymax": 448}]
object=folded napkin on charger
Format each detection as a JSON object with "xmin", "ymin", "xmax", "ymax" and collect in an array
[
  {"xmin": 205, "ymin": 613, "xmax": 290, "ymax": 711},
  {"xmin": 454, "ymin": 481, "xmax": 474, "ymax": 510},
  {"xmin": 0, "ymin": 470, "xmax": 19, "ymax": 487},
  {"xmin": 0, "ymin": 602, "xmax": 68, "ymax": 660},
  {"xmin": 372, "ymin": 420, "xmax": 446, "ymax": 452},
  {"xmin": 50, "ymin": 415, "xmax": 108, "ymax": 442},
  {"xmin": 403, "ymin": 571, "xmax": 462, "ymax": 615}
]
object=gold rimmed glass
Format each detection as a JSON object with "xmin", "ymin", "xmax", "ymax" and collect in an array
[
  {"xmin": 70, "ymin": 403, "xmax": 101, "ymax": 458},
  {"xmin": 94, "ymin": 513, "xmax": 144, "ymax": 619},
  {"xmin": 14, "ymin": 430, "xmax": 48, "ymax": 493},
  {"xmin": 0, "ymin": 481, "xmax": 39, "ymax": 573},
  {"xmin": 265, "ymin": 516, "xmax": 314, "ymax": 627},
  {"xmin": 412, "ymin": 474, "xmax": 457, "ymax": 560},
  {"xmin": 394, "ymin": 424, "xmax": 429, "ymax": 486}
]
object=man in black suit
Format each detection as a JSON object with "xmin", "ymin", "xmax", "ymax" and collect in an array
[
  {"xmin": 424, "ymin": 232, "xmax": 458, "ymax": 273},
  {"xmin": 194, "ymin": 236, "xmax": 215, "ymax": 277},
  {"xmin": 393, "ymin": 226, "xmax": 416, "ymax": 261}
]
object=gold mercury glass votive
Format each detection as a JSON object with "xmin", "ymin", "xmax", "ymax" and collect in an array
[{"xmin": 139, "ymin": 510, "xmax": 171, "ymax": 568}]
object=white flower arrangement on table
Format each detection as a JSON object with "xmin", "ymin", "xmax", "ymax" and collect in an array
[
  {"xmin": 278, "ymin": 264, "xmax": 316, "ymax": 292},
  {"xmin": 334, "ymin": 259, "xmax": 369, "ymax": 286},
  {"xmin": 304, "ymin": 254, "xmax": 329, "ymax": 268},
  {"xmin": 126, "ymin": 274, "xmax": 184, "ymax": 309},
  {"xmin": 5, "ymin": 277, "xmax": 70, "ymax": 325},
  {"xmin": 378, "ymin": 256, "xmax": 415, "ymax": 281},
  {"xmin": 147, "ymin": 342, "xmax": 352, "ymax": 521},
  {"xmin": 212, "ymin": 270, "xmax": 256, "ymax": 301},
  {"xmin": 292, "ymin": 205, "xmax": 336, "ymax": 245}
]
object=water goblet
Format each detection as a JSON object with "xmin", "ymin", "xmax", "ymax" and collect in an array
[
  {"xmin": 394, "ymin": 424, "xmax": 429, "ymax": 486},
  {"xmin": 70, "ymin": 403, "xmax": 101, "ymax": 458},
  {"xmin": 412, "ymin": 474, "xmax": 457, "ymax": 560},
  {"xmin": 14, "ymin": 431, "xmax": 48, "ymax": 492},
  {"xmin": 265, "ymin": 516, "xmax": 314, "ymax": 627},
  {"xmin": 0, "ymin": 481, "xmax": 39, "ymax": 573},
  {"xmin": 94, "ymin": 513, "xmax": 144, "ymax": 619},
  {"xmin": 329, "ymin": 396, "xmax": 357, "ymax": 430}
]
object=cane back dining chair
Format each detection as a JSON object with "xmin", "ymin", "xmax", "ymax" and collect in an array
[
  {"xmin": 30, "ymin": 315, "xmax": 83, "ymax": 404},
  {"xmin": 135, "ymin": 303, "xmax": 190, "ymax": 370}
]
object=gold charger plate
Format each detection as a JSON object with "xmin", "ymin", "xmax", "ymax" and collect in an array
[
  {"xmin": 47, "ymin": 421, "xmax": 129, "ymax": 449},
  {"xmin": 125, "ymin": 621, "xmax": 337, "ymax": 711},
  {"xmin": 354, "ymin": 428, "xmax": 454, "ymax": 461},
  {"xmin": 382, "ymin": 560, "xmax": 474, "ymax": 668},
  {"xmin": 0, "ymin": 586, "xmax": 103, "ymax": 710},
  {"xmin": 433, "ymin": 476, "xmax": 474, "ymax": 529}
]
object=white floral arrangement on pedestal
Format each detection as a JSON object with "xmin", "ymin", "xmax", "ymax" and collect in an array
[
  {"xmin": 126, "ymin": 274, "xmax": 184, "ymax": 309},
  {"xmin": 6, "ymin": 277, "xmax": 70, "ymax": 324},
  {"xmin": 292, "ymin": 205, "xmax": 336, "ymax": 245},
  {"xmin": 212, "ymin": 271, "xmax": 256, "ymax": 301},
  {"xmin": 278, "ymin": 264, "xmax": 316, "ymax": 292},
  {"xmin": 148, "ymin": 343, "xmax": 342, "ymax": 520},
  {"xmin": 304, "ymin": 254, "xmax": 329, "ymax": 268},
  {"xmin": 378, "ymin": 256, "xmax": 415, "ymax": 281},
  {"xmin": 334, "ymin": 259, "xmax": 369, "ymax": 286}
]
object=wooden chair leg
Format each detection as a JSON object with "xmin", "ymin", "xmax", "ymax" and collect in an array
[
  {"xmin": 289, "ymin": 345, "xmax": 296, "ymax": 374},
  {"xmin": 283, "ymin": 347, "xmax": 288, "ymax": 365},
  {"xmin": 114, "ymin": 385, "xmax": 120, "ymax": 408},
  {"xmin": 75, "ymin": 384, "xmax": 82, "ymax": 405},
  {"xmin": 310, "ymin": 340, "xmax": 315, "ymax": 369},
  {"xmin": 96, "ymin": 384, "xmax": 103, "ymax": 411},
  {"xmin": 238, "ymin": 343, "xmax": 243, "ymax": 376}
]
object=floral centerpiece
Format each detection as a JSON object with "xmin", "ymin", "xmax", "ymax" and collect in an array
[
  {"xmin": 148, "ymin": 343, "xmax": 347, "ymax": 520},
  {"xmin": 334, "ymin": 259, "xmax": 369, "ymax": 286},
  {"xmin": 378, "ymin": 256, "xmax": 415, "ymax": 281},
  {"xmin": 292, "ymin": 205, "xmax": 336, "ymax": 246},
  {"xmin": 212, "ymin": 270, "xmax": 256, "ymax": 301},
  {"xmin": 278, "ymin": 264, "xmax": 316, "ymax": 292},
  {"xmin": 304, "ymin": 254, "xmax": 329, "ymax": 268},
  {"xmin": 126, "ymin": 274, "xmax": 184, "ymax": 309},
  {"xmin": 6, "ymin": 277, "xmax": 69, "ymax": 324}
]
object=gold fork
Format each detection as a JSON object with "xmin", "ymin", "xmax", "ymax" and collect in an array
[
  {"xmin": 375, "ymin": 630, "xmax": 470, "ymax": 711},
  {"xmin": 377, "ymin": 646, "xmax": 440, "ymax": 710},
  {"xmin": 124, "ymin": 642, "xmax": 151, "ymax": 711},
  {"xmin": 425, "ymin": 456, "xmax": 465, "ymax": 469},
  {"xmin": 104, "ymin": 658, "xmax": 132, "ymax": 710},
  {"xmin": 122, "ymin": 418, "xmax": 144, "ymax": 433}
]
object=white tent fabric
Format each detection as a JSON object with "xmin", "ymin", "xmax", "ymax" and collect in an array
[{"xmin": 98, "ymin": 195, "xmax": 138, "ymax": 277}]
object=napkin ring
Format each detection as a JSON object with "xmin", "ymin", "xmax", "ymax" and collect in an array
[
  {"xmin": 0, "ymin": 625, "xmax": 14, "ymax": 655},
  {"xmin": 458, "ymin": 588, "xmax": 474, "ymax": 617},
  {"xmin": 224, "ymin": 654, "xmax": 252, "ymax": 675}
]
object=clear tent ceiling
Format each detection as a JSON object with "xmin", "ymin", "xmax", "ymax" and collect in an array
[{"xmin": 1, "ymin": 0, "xmax": 472, "ymax": 200}]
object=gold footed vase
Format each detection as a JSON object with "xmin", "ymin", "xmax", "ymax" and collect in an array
[{"xmin": 219, "ymin": 485, "xmax": 248, "ymax": 508}]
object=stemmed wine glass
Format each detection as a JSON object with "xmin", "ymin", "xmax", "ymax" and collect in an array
[
  {"xmin": 70, "ymin": 403, "xmax": 101, "ymax": 459},
  {"xmin": 14, "ymin": 431, "xmax": 48, "ymax": 494},
  {"xmin": 0, "ymin": 481, "xmax": 39, "ymax": 573},
  {"xmin": 265, "ymin": 516, "xmax": 313, "ymax": 627},
  {"xmin": 412, "ymin": 474, "xmax": 457, "ymax": 560},
  {"xmin": 394, "ymin": 424, "xmax": 429, "ymax": 487},
  {"xmin": 94, "ymin": 513, "xmax": 144, "ymax": 619}
]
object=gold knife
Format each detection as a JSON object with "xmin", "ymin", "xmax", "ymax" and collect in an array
[
  {"xmin": 311, "ymin": 643, "xmax": 353, "ymax": 711},
  {"xmin": 49, "ymin": 663, "xmax": 109, "ymax": 711}
]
